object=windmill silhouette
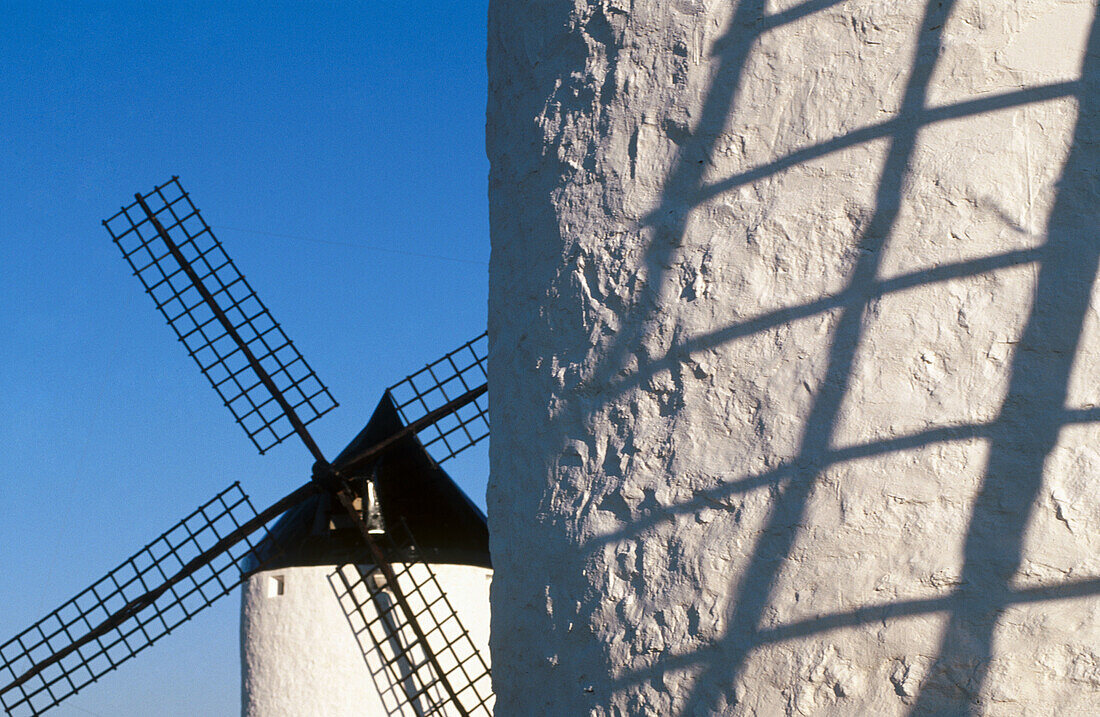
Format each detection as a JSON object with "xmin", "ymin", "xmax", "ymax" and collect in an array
[{"xmin": 0, "ymin": 177, "xmax": 493, "ymax": 716}]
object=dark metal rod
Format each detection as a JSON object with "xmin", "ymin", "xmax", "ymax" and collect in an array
[
  {"xmin": 333, "ymin": 488, "xmax": 471, "ymax": 717},
  {"xmin": 133, "ymin": 193, "xmax": 328, "ymax": 465},
  {"xmin": 0, "ymin": 481, "xmax": 321, "ymax": 698},
  {"xmin": 334, "ymin": 383, "xmax": 487, "ymax": 475}
]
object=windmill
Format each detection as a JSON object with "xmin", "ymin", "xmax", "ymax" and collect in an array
[{"xmin": 0, "ymin": 177, "xmax": 494, "ymax": 716}]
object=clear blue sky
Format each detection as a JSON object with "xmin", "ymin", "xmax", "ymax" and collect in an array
[{"xmin": 0, "ymin": 3, "xmax": 489, "ymax": 714}]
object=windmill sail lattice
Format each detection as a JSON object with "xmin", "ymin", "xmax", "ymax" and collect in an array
[
  {"xmin": 2, "ymin": 178, "xmax": 493, "ymax": 716},
  {"xmin": 332, "ymin": 521, "xmax": 494, "ymax": 716},
  {"xmin": 102, "ymin": 177, "xmax": 337, "ymax": 455},
  {"xmin": 386, "ymin": 332, "xmax": 488, "ymax": 465},
  {"xmin": 0, "ymin": 482, "xmax": 317, "ymax": 717}
]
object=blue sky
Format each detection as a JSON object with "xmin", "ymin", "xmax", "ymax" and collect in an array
[{"xmin": 0, "ymin": 3, "xmax": 489, "ymax": 714}]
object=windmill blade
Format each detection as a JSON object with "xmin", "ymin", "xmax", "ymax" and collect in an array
[
  {"xmin": 330, "ymin": 521, "xmax": 493, "ymax": 716},
  {"xmin": 321, "ymin": 337, "xmax": 493, "ymax": 715},
  {"xmin": 0, "ymin": 482, "xmax": 318, "ymax": 717},
  {"xmin": 385, "ymin": 332, "xmax": 489, "ymax": 465},
  {"xmin": 330, "ymin": 333, "xmax": 488, "ymax": 477},
  {"xmin": 102, "ymin": 177, "xmax": 337, "ymax": 458}
]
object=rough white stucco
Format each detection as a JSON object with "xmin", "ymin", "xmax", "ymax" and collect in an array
[
  {"xmin": 241, "ymin": 564, "xmax": 492, "ymax": 716},
  {"xmin": 487, "ymin": 1, "xmax": 1100, "ymax": 714}
]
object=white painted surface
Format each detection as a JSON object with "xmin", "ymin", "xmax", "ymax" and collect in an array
[
  {"xmin": 488, "ymin": 1, "xmax": 1100, "ymax": 713},
  {"xmin": 241, "ymin": 564, "xmax": 493, "ymax": 716}
]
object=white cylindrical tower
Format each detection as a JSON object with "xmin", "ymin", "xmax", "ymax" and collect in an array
[
  {"xmin": 488, "ymin": 1, "xmax": 1100, "ymax": 714},
  {"xmin": 241, "ymin": 397, "xmax": 493, "ymax": 716},
  {"xmin": 241, "ymin": 562, "xmax": 492, "ymax": 716}
]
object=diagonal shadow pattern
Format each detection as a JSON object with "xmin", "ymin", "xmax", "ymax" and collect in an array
[
  {"xmin": 908, "ymin": 5, "xmax": 1100, "ymax": 714},
  {"xmin": 669, "ymin": 1, "xmax": 960, "ymax": 712},
  {"xmin": 585, "ymin": 404, "xmax": 1100, "ymax": 560},
  {"xmin": 509, "ymin": 0, "xmax": 1100, "ymax": 711},
  {"xmin": 589, "ymin": 0, "xmax": 847, "ymax": 388},
  {"xmin": 606, "ymin": 575, "xmax": 1100, "ymax": 692},
  {"xmin": 603, "ymin": 245, "xmax": 1045, "ymax": 404}
]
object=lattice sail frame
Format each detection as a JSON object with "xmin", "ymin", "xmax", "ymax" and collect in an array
[
  {"xmin": 330, "ymin": 522, "xmax": 494, "ymax": 716},
  {"xmin": 0, "ymin": 483, "xmax": 292, "ymax": 717},
  {"xmin": 102, "ymin": 177, "xmax": 338, "ymax": 454},
  {"xmin": 387, "ymin": 333, "xmax": 488, "ymax": 463},
  {"xmin": 2, "ymin": 178, "xmax": 494, "ymax": 715}
]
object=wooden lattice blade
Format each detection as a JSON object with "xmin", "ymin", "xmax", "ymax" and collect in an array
[
  {"xmin": 330, "ymin": 522, "xmax": 494, "ymax": 716},
  {"xmin": 0, "ymin": 481, "xmax": 317, "ymax": 716},
  {"xmin": 384, "ymin": 333, "xmax": 488, "ymax": 466},
  {"xmin": 102, "ymin": 177, "xmax": 337, "ymax": 457}
]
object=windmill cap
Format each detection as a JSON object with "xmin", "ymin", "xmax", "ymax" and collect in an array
[{"xmin": 245, "ymin": 394, "xmax": 490, "ymax": 574}]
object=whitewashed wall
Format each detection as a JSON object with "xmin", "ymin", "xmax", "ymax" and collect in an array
[
  {"xmin": 241, "ymin": 564, "xmax": 492, "ymax": 716},
  {"xmin": 487, "ymin": 1, "xmax": 1100, "ymax": 714}
]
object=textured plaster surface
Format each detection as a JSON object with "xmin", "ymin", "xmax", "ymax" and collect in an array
[
  {"xmin": 487, "ymin": 1, "xmax": 1100, "ymax": 714},
  {"xmin": 241, "ymin": 564, "xmax": 492, "ymax": 716}
]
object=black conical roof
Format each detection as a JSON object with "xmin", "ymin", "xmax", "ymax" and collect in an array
[{"xmin": 246, "ymin": 394, "xmax": 490, "ymax": 574}]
